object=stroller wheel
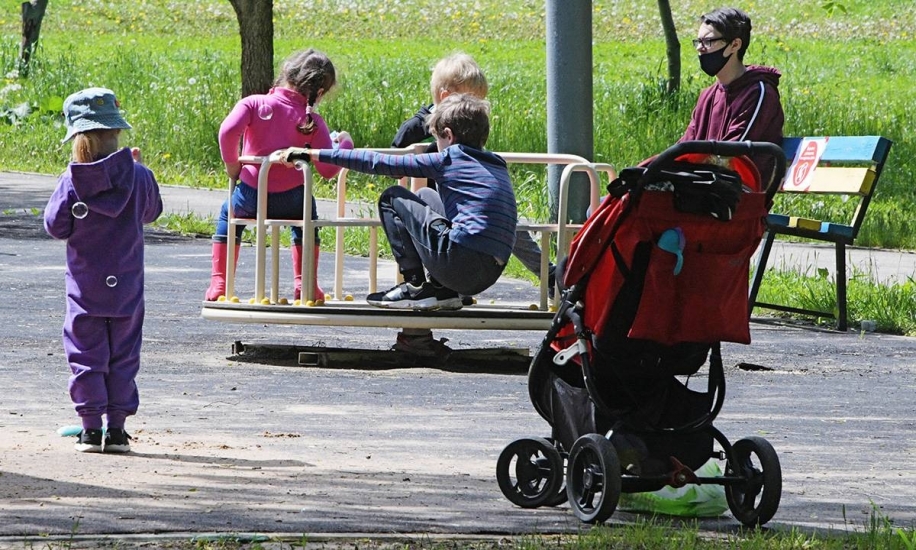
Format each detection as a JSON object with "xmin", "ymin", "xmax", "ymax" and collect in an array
[
  {"xmin": 496, "ymin": 437, "xmax": 564, "ymax": 508},
  {"xmin": 566, "ymin": 434, "xmax": 621, "ymax": 523},
  {"xmin": 725, "ymin": 436, "xmax": 782, "ymax": 527},
  {"xmin": 544, "ymin": 484, "xmax": 569, "ymax": 507}
]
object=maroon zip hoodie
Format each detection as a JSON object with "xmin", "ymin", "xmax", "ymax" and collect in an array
[{"xmin": 681, "ymin": 65, "xmax": 785, "ymax": 187}]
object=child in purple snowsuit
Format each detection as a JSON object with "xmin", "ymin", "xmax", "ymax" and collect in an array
[{"xmin": 44, "ymin": 87, "xmax": 163, "ymax": 453}]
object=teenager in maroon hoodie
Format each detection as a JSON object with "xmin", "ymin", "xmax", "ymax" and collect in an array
[
  {"xmin": 586, "ymin": 8, "xmax": 783, "ymax": 216},
  {"xmin": 683, "ymin": 7, "xmax": 785, "ymax": 187}
]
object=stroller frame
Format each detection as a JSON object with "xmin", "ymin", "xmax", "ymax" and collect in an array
[{"xmin": 497, "ymin": 141, "xmax": 788, "ymax": 526}]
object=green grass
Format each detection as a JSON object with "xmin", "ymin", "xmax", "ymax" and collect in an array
[
  {"xmin": 2, "ymin": 0, "xmax": 914, "ymax": 330},
  {"xmin": 755, "ymin": 266, "xmax": 916, "ymax": 335},
  {"xmin": 17, "ymin": 510, "xmax": 916, "ymax": 549}
]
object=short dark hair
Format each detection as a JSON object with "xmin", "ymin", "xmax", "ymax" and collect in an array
[
  {"xmin": 426, "ymin": 93, "xmax": 490, "ymax": 149},
  {"xmin": 701, "ymin": 7, "xmax": 752, "ymax": 60}
]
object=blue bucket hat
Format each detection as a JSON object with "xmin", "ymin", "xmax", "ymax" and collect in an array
[{"xmin": 61, "ymin": 87, "xmax": 132, "ymax": 143}]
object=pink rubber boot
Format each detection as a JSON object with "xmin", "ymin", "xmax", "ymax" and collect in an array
[
  {"xmin": 292, "ymin": 245, "xmax": 326, "ymax": 302},
  {"xmin": 204, "ymin": 242, "xmax": 240, "ymax": 301}
]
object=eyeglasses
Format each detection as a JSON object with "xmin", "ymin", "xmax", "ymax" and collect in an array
[{"xmin": 692, "ymin": 36, "xmax": 727, "ymax": 49}]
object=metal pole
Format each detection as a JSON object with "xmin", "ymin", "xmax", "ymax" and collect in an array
[{"xmin": 546, "ymin": 0, "xmax": 593, "ymax": 224}]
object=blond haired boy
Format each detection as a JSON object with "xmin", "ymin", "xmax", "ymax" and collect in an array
[{"xmin": 392, "ymin": 53, "xmax": 555, "ymax": 303}]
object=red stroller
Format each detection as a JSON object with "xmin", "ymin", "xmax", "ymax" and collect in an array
[{"xmin": 496, "ymin": 141, "xmax": 787, "ymax": 526}]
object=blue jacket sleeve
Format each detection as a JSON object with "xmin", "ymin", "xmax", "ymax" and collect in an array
[{"xmin": 316, "ymin": 149, "xmax": 444, "ymax": 180}]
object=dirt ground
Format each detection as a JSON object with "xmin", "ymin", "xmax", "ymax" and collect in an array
[{"xmin": 2, "ymin": 205, "xmax": 916, "ymax": 547}]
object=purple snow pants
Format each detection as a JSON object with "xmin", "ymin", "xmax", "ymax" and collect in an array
[{"xmin": 63, "ymin": 310, "xmax": 143, "ymax": 430}]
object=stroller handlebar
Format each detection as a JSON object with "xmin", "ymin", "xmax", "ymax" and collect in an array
[{"xmin": 640, "ymin": 140, "xmax": 787, "ymax": 201}]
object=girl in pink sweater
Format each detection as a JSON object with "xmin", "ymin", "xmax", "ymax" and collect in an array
[{"xmin": 206, "ymin": 48, "xmax": 353, "ymax": 302}]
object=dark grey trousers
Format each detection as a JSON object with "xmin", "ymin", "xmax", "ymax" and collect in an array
[{"xmin": 377, "ymin": 185, "xmax": 505, "ymax": 296}]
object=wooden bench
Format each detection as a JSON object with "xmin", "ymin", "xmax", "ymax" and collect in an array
[{"xmin": 748, "ymin": 135, "xmax": 893, "ymax": 331}]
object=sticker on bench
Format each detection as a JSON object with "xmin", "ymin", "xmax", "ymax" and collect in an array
[{"xmin": 783, "ymin": 137, "xmax": 829, "ymax": 192}]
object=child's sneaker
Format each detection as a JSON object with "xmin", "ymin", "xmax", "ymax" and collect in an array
[
  {"xmin": 366, "ymin": 282, "xmax": 439, "ymax": 310},
  {"xmin": 392, "ymin": 330, "xmax": 452, "ymax": 358},
  {"xmin": 104, "ymin": 428, "xmax": 132, "ymax": 453},
  {"xmin": 74, "ymin": 429, "xmax": 103, "ymax": 453},
  {"xmin": 434, "ymin": 285, "xmax": 463, "ymax": 310}
]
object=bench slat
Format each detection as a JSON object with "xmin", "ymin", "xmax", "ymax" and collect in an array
[
  {"xmin": 764, "ymin": 216, "xmax": 856, "ymax": 241},
  {"xmin": 782, "ymin": 135, "xmax": 890, "ymax": 164},
  {"xmin": 780, "ymin": 167, "xmax": 876, "ymax": 195}
]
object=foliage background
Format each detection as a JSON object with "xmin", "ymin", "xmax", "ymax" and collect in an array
[{"xmin": 0, "ymin": 0, "xmax": 914, "ymax": 248}]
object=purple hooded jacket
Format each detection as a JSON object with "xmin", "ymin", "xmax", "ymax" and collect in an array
[
  {"xmin": 44, "ymin": 147, "xmax": 163, "ymax": 317},
  {"xmin": 681, "ymin": 65, "xmax": 785, "ymax": 187}
]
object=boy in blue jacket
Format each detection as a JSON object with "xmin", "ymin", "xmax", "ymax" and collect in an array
[{"xmin": 282, "ymin": 93, "xmax": 516, "ymax": 310}]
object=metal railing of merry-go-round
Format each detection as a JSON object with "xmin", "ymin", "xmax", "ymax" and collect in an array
[{"xmin": 206, "ymin": 145, "xmax": 617, "ymax": 330}]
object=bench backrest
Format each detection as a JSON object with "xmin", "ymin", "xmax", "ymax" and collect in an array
[{"xmin": 772, "ymin": 136, "xmax": 893, "ymax": 241}]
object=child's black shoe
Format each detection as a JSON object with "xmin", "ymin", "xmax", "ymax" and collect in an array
[
  {"xmin": 74, "ymin": 429, "xmax": 103, "ymax": 453},
  {"xmin": 366, "ymin": 282, "xmax": 438, "ymax": 310},
  {"xmin": 104, "ymin": 428, "xmax": 132, "ymax": 453}
]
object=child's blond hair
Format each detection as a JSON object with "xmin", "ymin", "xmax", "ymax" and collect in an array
[
  {"xmin": 71, "ymin": 129, "xmax": 121, "ymax": 163},
  {"xmin": 429, "ymin": 53, "xmax": 488, "ymax": 103}
]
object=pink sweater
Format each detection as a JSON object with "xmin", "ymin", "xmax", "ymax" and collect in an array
[{"xmin": 218, "ymin": 86, "xmax": 353, "ymax": 193}]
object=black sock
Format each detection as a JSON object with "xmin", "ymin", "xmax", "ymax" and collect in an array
[{"xmin": 402, "ymin": 269, "xmax": 425, "ymax": 287}]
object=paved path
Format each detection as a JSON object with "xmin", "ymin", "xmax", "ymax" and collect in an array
[
  {"xmin": 0, "ymin": 170, "xmax": 362, "ymax": 221},
  {"xmin": 4, "ymin": 170, "xmax": 914, "ymax": 285},
  {"xmin": 2, "ymin": 170, "xmax": 916, "ymax": 546}
]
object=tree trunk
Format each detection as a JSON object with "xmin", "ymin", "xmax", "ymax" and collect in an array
[
  {"xmin": 19, "ymin": 0, "xmax": 48, "ymax": 77},
  {"xmin": 657, "ymin": 0, "xmax": 680, "ymax": 93},
  {"xmin": 228, "ymin": 0, "xmax": 274, "ymax": 97}
]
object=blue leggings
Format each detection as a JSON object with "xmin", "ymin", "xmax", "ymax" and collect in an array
[{"xmin": 213, "ymin": 183, "xmax": 319, "ymax": 246}]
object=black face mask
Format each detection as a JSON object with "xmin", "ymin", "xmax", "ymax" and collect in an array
[{"xmin": 699, "ymin": 48, "xmax": 732, "ymax": 77}]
